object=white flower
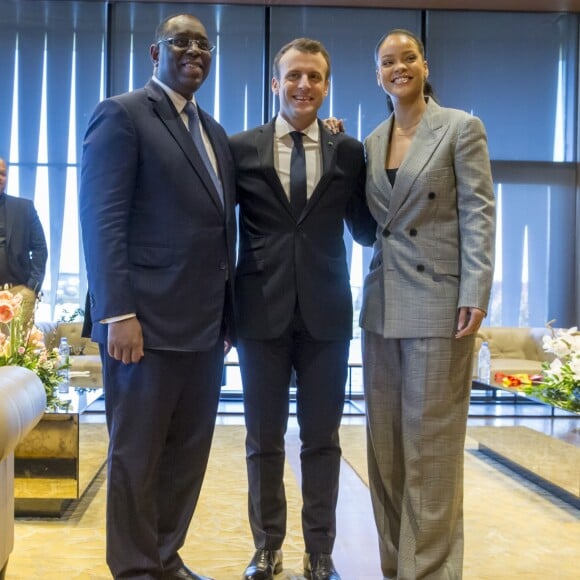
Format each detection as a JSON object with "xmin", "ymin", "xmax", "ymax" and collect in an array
[
  {"xmin": 569, "ymin": 334, "xmax": 580, "ymax": 352},
  {"xmin": 530, "ymin": 323, "xmax": 580, "ymax": 412},
  {"xmin": 569, "ymin": 358, "xmax": 580, "ymax": 382},
  {"xmin": 545, "ymin": 337, "xmax": 569, "ymax": 358},
  {"xmin": 543, "ymin": 327, "xmax": 579, "ymax": 358},
  {"xmin": 544, "ymin": 358, "xmax": 563, "ymax": 380}
]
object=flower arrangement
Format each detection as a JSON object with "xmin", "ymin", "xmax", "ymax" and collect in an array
[
  {"xmin": 0, "ymin": 288, "xmax": 69, "ymax": 411},
  {"xmin": 523, "ymin": 324, "xmax": 580, "ymax": 413},
  {"xmin": 493, "ymin": 372, "xmax": 542, "ymax": 388}
]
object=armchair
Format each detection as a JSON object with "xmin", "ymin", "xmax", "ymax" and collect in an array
[{"xmin": 0, "ymin": 367, "xmax": 46, "ymax": 579}]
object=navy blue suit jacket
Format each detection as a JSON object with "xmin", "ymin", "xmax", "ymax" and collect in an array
[
  {"xmin": 80, "ymin": 80, "xmax": 236, "ymax": 350},
  {"xmin": 1, "ymin": 194, "xmax": 47, "ymax": 292}
]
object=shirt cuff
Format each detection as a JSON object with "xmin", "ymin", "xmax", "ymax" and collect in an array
[{"xmin": 101, "ymin": 313, "xmax": 137, "ymax": 324}]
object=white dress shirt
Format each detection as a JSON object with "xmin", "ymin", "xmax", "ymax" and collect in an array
[
  {"xmin": 151, "ymin": 76, "xmax": 220, "ymax": 175},
  {"xmin": 274, "ymin": 115, "xmax": 322, "ymax": 201}
]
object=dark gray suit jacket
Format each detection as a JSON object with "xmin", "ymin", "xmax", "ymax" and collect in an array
[{"xmin": 231, "ymin": 118, "xmax": 376, "ymax": 342}]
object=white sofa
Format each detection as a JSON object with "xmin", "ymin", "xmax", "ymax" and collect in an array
[
  {"xmin": 474, "ymin": 326, "xmax": 553, "ymax": 378},
  {"xmin": 0, "ymin": 367, "xmax": 46, "ymax": 579}
]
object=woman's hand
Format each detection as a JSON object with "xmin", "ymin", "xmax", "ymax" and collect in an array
[{"xmin": 456, "ymin": 306, "xmax": 485, "ymax": 339}]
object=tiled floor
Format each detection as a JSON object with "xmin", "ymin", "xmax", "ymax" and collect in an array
[{"xmin": 8, "ymin": 401, "xmax": 580, "ymax": 579}]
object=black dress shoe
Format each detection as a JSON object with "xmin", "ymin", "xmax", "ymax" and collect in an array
[
  {"xmin": 162, "ymin": 564, "xmax": 214, "ymax": 580},
  {"xmin": 242, "ymin": 549, "xmax": 283, "ymax": 580},
  {"xmin": 303, "ymin": 553, "xmax": 341, "ymax": 580}
]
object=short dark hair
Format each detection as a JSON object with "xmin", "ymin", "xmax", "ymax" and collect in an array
[
  {"xmin": 272, "ymin": 38, "xmax": 331, "ymax": 80},
  {"xmin": 154, "ymin": 13, "xmax": 201, "ymax": 42}
]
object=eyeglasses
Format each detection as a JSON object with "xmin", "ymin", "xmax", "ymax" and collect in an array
[{"xmin": 157, "ymin": 37, "xmax": 215, "ymax": 53}]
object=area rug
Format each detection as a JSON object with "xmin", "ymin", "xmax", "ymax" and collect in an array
[
  {"xmin": 11, "ymin": 424, "xmax": 580, "ymax": 579},
  {"xmin": 339, "ymin": 424, "xmax": 580, "ymax": 579},
  {"xmin": 11, "ymin": 425, "xmax": 308, "ymax": 579}
]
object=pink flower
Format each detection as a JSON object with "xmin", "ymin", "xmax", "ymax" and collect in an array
[
  {"xmin": 10, "ymin": 292, "xmax": 22, "ymax": 306},
  {"xmin": 0, "ymin": 304, "xmax": 14, "ymax": 323},
  {"xmin": 0, "ymin": 288, "xmax": 70, "ymax": 411},
  {"xmin": 29, "ymin": 326, "xmax": 45, "ymax": 347}
]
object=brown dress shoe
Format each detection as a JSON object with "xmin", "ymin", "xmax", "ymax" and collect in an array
[
  {"xmin": 242, "ymin": 549, "xmax": 283, "ymax": 580},
  {"xmin": 303, "ymin": 552, "xmax": 341, "ymax": 580}
]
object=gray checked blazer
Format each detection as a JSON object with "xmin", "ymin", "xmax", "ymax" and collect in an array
[{"xmin": 360, "ymin": 98, "xmax": 496, "ymax": 338}]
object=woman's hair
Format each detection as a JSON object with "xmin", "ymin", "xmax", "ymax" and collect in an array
[{"xmin": 374, "ymin": 28, "xmax": 436, "ymax": 113}]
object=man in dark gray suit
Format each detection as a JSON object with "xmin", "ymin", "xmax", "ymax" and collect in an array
[
  {"xmin": 0, "ymin": 157, "xmax": 47, "ymax": 331},
  {"xmin": 79, "ymin": 13, "xmax": 236, "ymax": 580},
  {"xmin": 230, "ymin": 38, "xmax": 375, "ymax": 580}
]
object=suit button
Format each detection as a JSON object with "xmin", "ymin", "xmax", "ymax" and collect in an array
[
  {"xmin": 428, "ymin": 192, "xmax": 436, "ymax": 199},
  {"xmin": 218, "ymin": 261, "xmax": 227, "ymax": 270},
  {"xmin": 417, "ymin": 264, "xmax": 425, "ymax": 272},
  {"xmin": 382, "ymin": 229, "xmax": 391, "ymax": 237},
  {"xmin": 409, "ymin": 228, "xmax": 417, "ymax": 236}
]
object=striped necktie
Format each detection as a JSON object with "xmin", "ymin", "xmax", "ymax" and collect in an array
[{"xmin": 184, "ymin": 101, "xmax": 223, "ymax": 206}]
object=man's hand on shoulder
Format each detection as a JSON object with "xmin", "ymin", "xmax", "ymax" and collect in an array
[
  {"xmin": 107, "ymin": 317, "xmax": 144, "ymax": 364},
  {"xmin": 322, "ymin": 117, "xmax": 345, "ymax": 134}
]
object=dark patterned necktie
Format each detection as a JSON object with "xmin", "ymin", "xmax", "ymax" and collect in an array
[
  {"xmin": 184, "ymin": 101, "xmax": 223, "ymax": 206},
  {"xmin": 289, "ymin": 131, "xmax": 307, "ymax": 218}
]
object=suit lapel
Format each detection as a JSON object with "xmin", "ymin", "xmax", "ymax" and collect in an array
[
  {"xmin": 300, "ymin": 122, "xmax": 337, "ymax": 220},
  {"xmin": 145, "ymin": 81, "xmax": 224, "ymax": 212},
  {"xmin": 386, "ymin": 100, "xmax": 449, "ymax": 226},
  {"xmin": 367, "ymin": 119, "xmax": 393, "ymax": 225},
  {"xmin": 255, "ymin": 121, "xmax": 295, "ymax": 219}
]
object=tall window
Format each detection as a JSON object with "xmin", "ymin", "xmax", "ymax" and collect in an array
[
  {"xmin": 426, "ymin": 11, "xmax": 578, "ymax": 327},
  {"xmin": 110, "ymin": 2, "xmax": 265, "ymax": 134},
  {"xmin": 0, "ymin": 0, "xmax": 107, "ymax": 320}
]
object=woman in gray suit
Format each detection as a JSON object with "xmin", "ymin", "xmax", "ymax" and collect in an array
[{"xmin": 361, "ymin": 29, "xmax": 495, "ymax": 579}]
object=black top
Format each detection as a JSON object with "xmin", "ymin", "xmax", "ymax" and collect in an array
[{"xmin": 386, "ymin": 168, "xmax": 398, "ymax": 187}]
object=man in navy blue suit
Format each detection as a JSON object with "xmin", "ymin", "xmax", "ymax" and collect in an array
[
  {"xmin": 80, "ymin": 13, "xmax": 236, "ymax": 580},
  {"xmin": 0, "ymin": 157, "xmax": 47, "ymax": 331}
]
